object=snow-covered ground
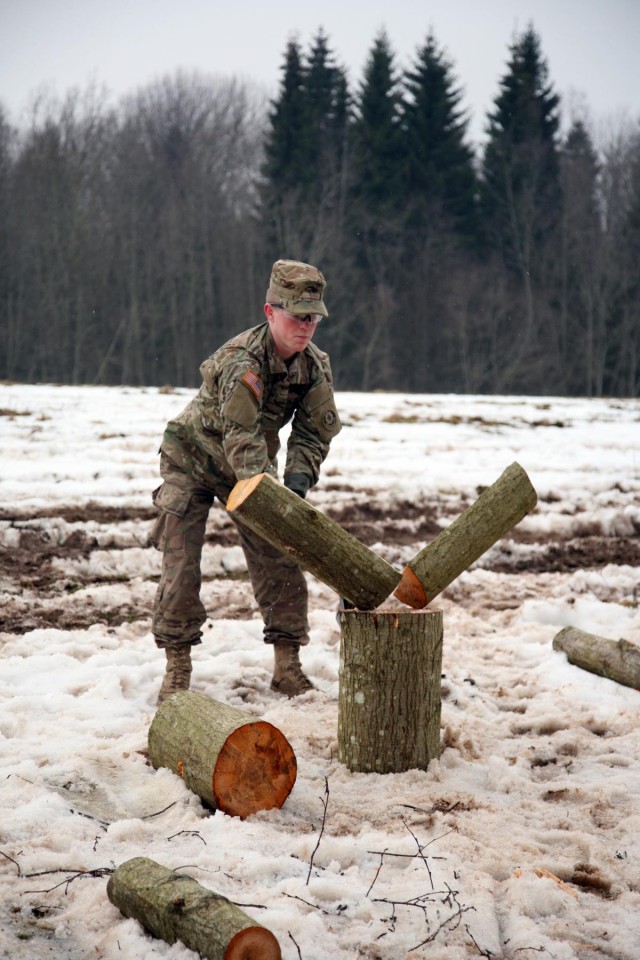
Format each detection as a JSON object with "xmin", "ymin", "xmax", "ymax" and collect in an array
[{"xmin": 0, "ymin": 382, "xmax": 639, "ymax": 960}]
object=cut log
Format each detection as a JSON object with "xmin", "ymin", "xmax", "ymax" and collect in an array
[
  {"xmin": 148, "ymin": 691, "xmax": 296, "ymax": 818},
  {"xmin": 552, "ymin": 627, "xmax": 640, "ymax": 689},
  {"xmin": 337, "ymin": 610, "xmax": 443, "ymax": 773},
  {"xmin": 107, "ymin": 856, "xmax": 281, "ymax": 960},
  {"xmin": 226, "ymin": 472, "xmax": 401, "ymax": 609},
  {"xmin": 395, "ymin": 462, "xmax": 537, "ymax": 608}
]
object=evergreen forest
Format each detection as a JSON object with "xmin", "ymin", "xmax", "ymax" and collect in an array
[{"xmin": 1, "ymin": 25, "xmax": 639, "ymax": 396}]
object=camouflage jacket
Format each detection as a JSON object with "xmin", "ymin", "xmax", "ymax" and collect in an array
[{"xmin": 160, "ymin": 323, "xmax": 341, "ymax": 499}]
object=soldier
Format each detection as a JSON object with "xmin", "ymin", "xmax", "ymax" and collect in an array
[{"xmin": 150, "ymin": 259, "xmax": 341, "ymax": 704}]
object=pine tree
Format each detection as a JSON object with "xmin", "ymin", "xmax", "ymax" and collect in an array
[
  {"xmin": 559, "ymin": 119, "xmax": 605, "ymax": 393},
  {"xmin": 303, "ymin": 29, "xmax": 351, "ymax": 192},
  {"xmin": 606, "ymin": 132, "xmax": 640, "ymax": 395},
  {"xmin": 479, "ymin": 25, "xmax": 563, "ymax": 390},
  {"xmin": 262, "ymin": 39, "xmax": 310, "ymax": 193},
  {"xmin": 351, "ymin": 30, "xmax": 403, "ymax": 214},
  {"xmin": 261, "ymin": 31, "xmax": 350, "ymax": 228},
  {"xmin": 0, "ymin": 107, "xmax": 14, "ymax": 377},
  {"xmin": 481, "ymin": 25, "xmax": 561, "ymax": 267},
  {"xmin": 340, "ymin": 32, "xmax": 406, "ymax": 390},
  {"xmin": 387, "ymin": 32, "xmax": 479, "ymax": 393},
  {"xmin": 400, "ymin": 32, "xmax": 478, "ymax": 240}
]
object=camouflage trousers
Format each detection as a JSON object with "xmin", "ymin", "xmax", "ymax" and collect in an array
[{"xmin": 150, "ymin": 456, "xmax": 309, "ymax": 649}]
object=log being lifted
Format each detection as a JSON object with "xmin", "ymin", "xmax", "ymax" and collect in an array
[
  {"xmin": 395, "ymin": 461, "xmax": 537, "ymax": 608},
  {"xmin": 552, "ymin": 626, "xmax": 640, "ymax": 689},
  {"xmin": 107, "ymin": 856, "xmax": 281, "ymax": 960},
  {"xmin": 338, "ymin": 610, "xmax": 443, "ymax": 773},
  {"xmin": 148, "ymin": 691, "xmax": 296, "ymax": 819},
  {"xmin": 227, "ymin": 472, "xmax": 401, "ymax": 609}
]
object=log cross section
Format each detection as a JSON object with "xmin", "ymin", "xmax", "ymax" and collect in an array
[{"xmin": 148, "ymin": 691, "xmax": 297, "ymax": 819}]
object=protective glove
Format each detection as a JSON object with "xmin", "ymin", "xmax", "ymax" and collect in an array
[{"xmin": 284, "ymin": 473, "xmax": 311, "ymax": 499}]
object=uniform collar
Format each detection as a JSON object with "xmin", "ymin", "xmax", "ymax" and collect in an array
[{"xmin": 265, "ymin": 326, "xmax": 309, "ymax": 383}]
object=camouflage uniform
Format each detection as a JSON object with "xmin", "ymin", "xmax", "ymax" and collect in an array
[{"xmin": 150, "ymin": 268, "xmax": 341, "ymax": 653}]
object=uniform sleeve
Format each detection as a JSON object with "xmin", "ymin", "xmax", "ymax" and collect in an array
[
  {"xmin": 217, "ymin": 360, "xmax": 275, "ymax": 480},
  {"xmin": 285, "ymin": 355, "xmax": 341, "ymax": 487}
]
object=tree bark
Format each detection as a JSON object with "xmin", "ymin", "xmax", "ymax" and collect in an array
[
  {"xmin": 552, "ymin": 627, "xmax": 640, "ymax": 689},
  {"xmin": 107, "ymin": 856, "xmax": 282, "ymax": 960},
  {"xmin": 337, "ymin": 610, "xmax": 443, "ymax": 773},
  {"xmin": 226, "ymin": 473, "xmax": 401, "ymax": 609},
  {"xmin": 395, "ymin": 461, "xmax": 537, "ymax": 608},
  {"xmin": 148, "ymin": 691, "xmax": 296, "ymax": 819}
]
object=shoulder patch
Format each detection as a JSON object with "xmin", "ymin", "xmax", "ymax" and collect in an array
[{"xmin": 240, "ymin": 369, "xmax": 264, "ymax": 401}]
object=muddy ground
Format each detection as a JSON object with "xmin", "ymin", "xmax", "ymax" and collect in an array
[{"xmin": 1, "ymin": 490, "xmax": 638, "ymax": 635}]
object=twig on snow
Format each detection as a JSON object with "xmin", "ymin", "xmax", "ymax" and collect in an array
[
  {"xmin": 168, "ymin": 830, "xmax": 206, "ymax": 845},
  {"xmin": 465, "ymin": 922, "xmax": 495, "ymax": 957},
  {"xmin": 365, "ymin": 847, "xmax": 388, "ymax": 897},
  {"xmin": 142, "ymin": 800, "xmax": 179, "ymax": 820},
  {"xmin": 23, "ymin": 866, "xmax": 115, "ymax": 895},
  {"xmin": 512, "ymin": 948, "xmax": 555, "ymax": 957},
  {"xmin": 0, "ymin": 848, "xmax": 22, "ymax": 876},
  {"xmin": 288, "ymin": 931, "xmax": 303, "ymax": 958},
  {"xmin": 409, "ymin": 898, "xmax": 476, "ymax": 951},
  {"xmin": 306, "ymin": 776, "xmax": 329, "ymax": 885},
  {"xmin": 403, "ymin": 819, "xmax": 434, "ymax": 890},
  {"xmin": 284, "ymin": 892, "xmax": 330, "ymax": 915}
]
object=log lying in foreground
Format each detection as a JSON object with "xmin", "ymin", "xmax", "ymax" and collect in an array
[
  {"xmin": 552, "ymin": 627, "xmax": 640, "ymax": 689},
  {"xmin": 107, "ymin": 856, "xmax": 281, "ymax": 960},
  {"xmin": 395, "ymin": 462, "xmax": 537, "ymax": 608},
  {"xmin": 148, "ymin": 691, "xmax": 296, "ymax": 819},
  {"xmin": 338, "ymin": 610, "xmax": 443, "ymax": 773},
  {"xmin": 227, "ymin": 472, "xmax": 401, "ymax": 609}
]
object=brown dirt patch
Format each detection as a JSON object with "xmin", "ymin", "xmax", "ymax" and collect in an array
[{"xmin": 1, "ymin": 491, "xmax": 637, "ymax": 635}]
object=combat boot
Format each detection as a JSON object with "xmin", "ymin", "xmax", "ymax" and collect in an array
[
  {"xmin": 271, "ymin": 641, "xmax": 314, "ymax": 697},
  {"xmin": 157, "ymin": 645, "xmax": 193, "ymax": 705}
]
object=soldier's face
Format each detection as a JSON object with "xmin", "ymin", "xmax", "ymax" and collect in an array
[{"xmin": 264, "ymin": 304, "xmax": 319, "ymax": 359}]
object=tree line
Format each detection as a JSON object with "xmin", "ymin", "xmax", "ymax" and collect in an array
[{"xmin": 1, "ymin": 25, "xmax": 639, "ymax": 395}]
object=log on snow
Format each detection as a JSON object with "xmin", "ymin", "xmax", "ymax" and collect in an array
[
  {"xmin": 338, "ymin": 609, "xmax": 443, "ymax": 773},
  {"xmin": 107, "ymin": 856, "xmax": 281, "ymax": 960},
  {"xmin": 226, "ymin": 472, "xmax": 401, "ymax": 609},
  {"xmin": 395, "ymin": 461, "xmax": 537, "ymax": 608},
  {"xmin": 552, "ymin": 626, "xmax": 640, "ymax": 689},
  {"xmin": 148, "ymin": 691, "xmax": 296, "ymax": 819}
]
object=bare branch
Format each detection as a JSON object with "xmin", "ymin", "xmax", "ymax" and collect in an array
[
  {"xmin": 23, "ymin": 867, "xmax": 115, "ymax": 895},
  {"xmin": 403, "ymin": 819, "xmax": 434, "ymax": 889},
  {"xmin": 284, "ymin": 892, "xmax": 330, "ymax": 916},
  {"xmin": 168, "ymin": 830, "xmax": 206, "ymax": 845},
  {"xmin": 409, "ymin": 901, "xmax": 476, "ymax": 951},
  {"xmin": 288, "ymin": 931, "xmax": 303, "ymax": 958},
  {"xmin": 142, "ymin": 801, "xmax": 179, "ymax": 820},
  {"xmin": 365, "ymin": 847, "xmax": 387, "ymax": 898},
  {"xmin": 306, "ymin": 777, "xmax": 329, "ymax": 885},
  {"xmin": 512, "ymin": 948, "xmax": 555, "ymax": 957},
  {"xmin": 465, "ymin": 923, "xmax": 495, "ymax": 958},
  {"xmin": 0, "ymin": 848, "xmax": 22, "ymax": 876}
]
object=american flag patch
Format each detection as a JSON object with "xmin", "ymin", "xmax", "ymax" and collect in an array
[{"xmin": 241, "ymin": 369, "xmax": 264, "ymax": 400}]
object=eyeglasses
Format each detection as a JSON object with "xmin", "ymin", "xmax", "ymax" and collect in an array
[{"xmin": 269, "ymin": 304, "xmax": 322, "ymax": 325}]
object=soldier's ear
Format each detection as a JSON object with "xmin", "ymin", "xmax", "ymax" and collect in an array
[{"xmin": 264, "ymin": 303, "xmax": 275, "ymax": 322}]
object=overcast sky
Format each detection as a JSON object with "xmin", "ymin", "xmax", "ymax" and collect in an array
[{"xmin": 1, "ymin": 0, "xmax": 639, "ymax": 144}]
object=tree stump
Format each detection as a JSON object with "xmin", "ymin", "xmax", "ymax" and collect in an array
[
  {"xmin": 226, "ymin": 472, "xmax": 401, "ymax": 609},
  {"xmin": 395, "ymin": 462, "xmax": 537, "ymax": 608},
  {"xmin": 552, "ymin": 626, "xmax": 640, "ymax": 689},
  {"xmin": 337, "ymin": 610, "xmax": 443, "ymax": 773},
  {"xmin": 107, "ymin": 856, "xmax": 281, "ymax": 960},
  {"xmin": 148, "ymin": 691, "xmax": 296, "ymax": 818}
]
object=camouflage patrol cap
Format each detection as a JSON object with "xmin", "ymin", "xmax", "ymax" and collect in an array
[{"xmin": 266, "ymin": 259, "xmax": 328, "ymax": 317}]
